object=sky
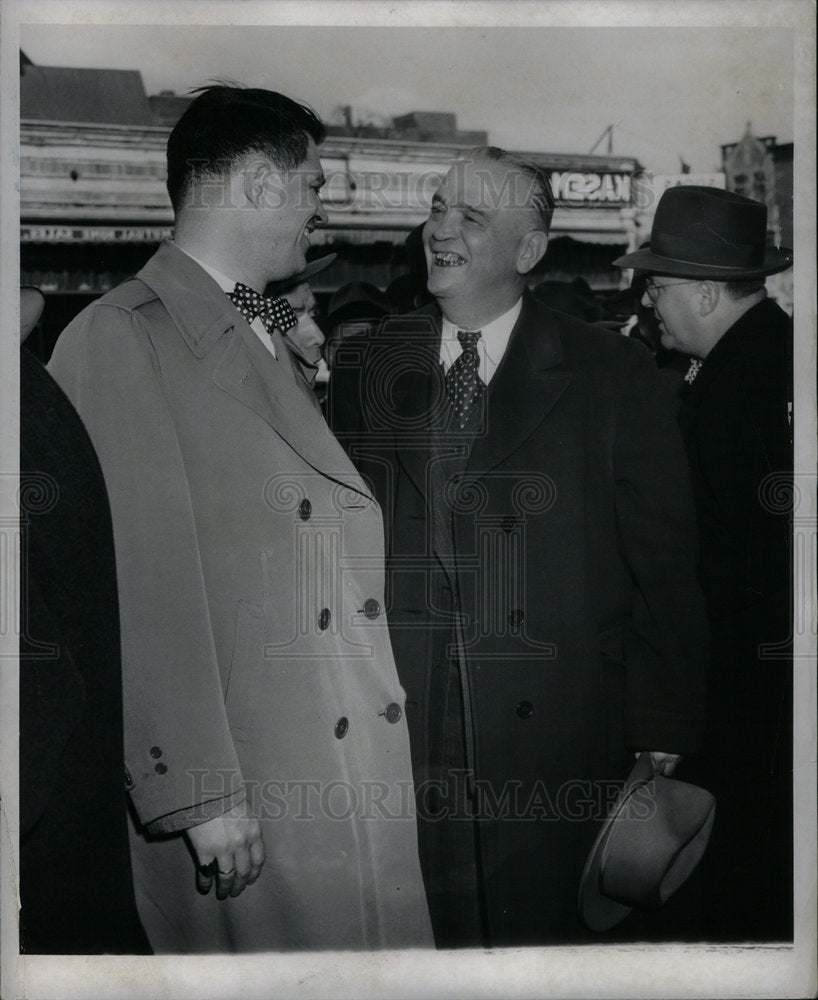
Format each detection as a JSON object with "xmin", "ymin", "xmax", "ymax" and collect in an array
[{"xmin": 14, "ymin": 8, "xmax": 797, "ymax": 176}]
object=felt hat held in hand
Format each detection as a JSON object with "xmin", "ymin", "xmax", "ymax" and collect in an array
[{"xmin": 578, "ymin": 752, "xmax": 716, "ymax": 932}]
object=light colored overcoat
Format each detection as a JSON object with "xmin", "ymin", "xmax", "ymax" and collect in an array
[{"xmin": 48, "ymin": 240, "xmax": 432, "ymax": 952}]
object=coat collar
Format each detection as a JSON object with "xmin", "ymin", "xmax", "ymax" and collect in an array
[
  {"xmin": 389, "ymin": 292, "xmax": 573, "ymax": 491},
  {"xmin": 466, "ymin": 291, "xmax": 571, "ymax": 477},
  {"xmin": 138, "ymin": 241, "xmax": 374, "ymax": 501},
  {"xmin": 136, "ymin": 240, "xmax": 241, "ymax": 359},
  {"xmin": 680, "ymin": 297, "xmax": 789, "ymax": 414}
]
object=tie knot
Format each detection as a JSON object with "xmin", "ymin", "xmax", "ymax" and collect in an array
[
  {"xmin": 227, "ymin": 282, "xmax": 297, "ymax": 334},
  {"xmin": 457, "ymin": 329, "xmax": 482, "ymax": 352}
]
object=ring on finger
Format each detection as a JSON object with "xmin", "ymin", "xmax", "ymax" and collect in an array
[{"xmin": 217, "ymin": 866, "xmax": 236, "ymax": 876}]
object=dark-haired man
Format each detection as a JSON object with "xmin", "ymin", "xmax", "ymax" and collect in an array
[
  {"xmin": 48, "ymin": 86, "xmax": 432, "ymax": 952},
  {"xmin": 330, "ymin": 147, "xmax": 708, "ymax": 946},
  {"xmin": 615, "ymin": 186, "xmax": 794, "ymax": 940}
]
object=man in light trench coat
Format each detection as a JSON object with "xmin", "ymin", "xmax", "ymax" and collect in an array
[{"xmin": 47, "ymin": 85, "xmax": 433, "ymax": 952}]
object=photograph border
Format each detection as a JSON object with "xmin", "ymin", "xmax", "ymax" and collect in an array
[{"xmin": 2, "ymin": 2, "xmax": 815, "ymax": 998}]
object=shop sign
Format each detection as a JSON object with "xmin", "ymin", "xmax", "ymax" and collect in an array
[
  {"xmin": 21, "ymin": 225, "xmax": 173, "ymax": 243},
  {"xmin": 550, "ymin": 171, "xmax": 631, "ymax": 206}
]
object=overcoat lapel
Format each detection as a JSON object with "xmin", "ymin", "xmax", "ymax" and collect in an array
[
  {"xmin": 139, "ymin": 241, "xmax": 372, "ymax": 500},
  {"xmin": 388, "ymin": 307, "xmax": 448, "ymax": 500},
  {"xmin": 468, "ymin": 296, "xmax": 571, "ymax": 478},
  {"xmin": 383, "ymin": 308, "xmax": 461, "ymax": 583}
]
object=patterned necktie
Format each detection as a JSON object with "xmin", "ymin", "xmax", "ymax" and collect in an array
[
  {"xmin": 226, "ymin": 282, "xmax": 298, "ymax": 336},
  {"xmin": 445, "ymin": 329, "xmax": 484, "ymax": 428}
]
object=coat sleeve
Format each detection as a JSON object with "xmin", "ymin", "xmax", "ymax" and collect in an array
[
  {"xmin": 48, "ymin": 301, "xmax": 245, "ymax": 830},
  {"xmin": 612, "ymin": 345, "xmax": 709, "ymax": 754}
]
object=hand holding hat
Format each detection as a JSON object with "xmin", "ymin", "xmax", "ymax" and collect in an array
[{"xmin": 578, "ymin": 752, "xmax": 715, "ymax": 932}]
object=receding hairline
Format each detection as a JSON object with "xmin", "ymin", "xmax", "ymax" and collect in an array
[{"xmin": 439, "ymin": 151, "xmax": 552, "ymax": 232}]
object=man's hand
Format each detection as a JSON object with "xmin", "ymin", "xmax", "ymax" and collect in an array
[
  {"xmin": 636, "ymin": 750, "xmax": 682, "ymax": 776},
  {"xmin": 185, "ymin": 800, "xmax": 265, "ymax": 900}
]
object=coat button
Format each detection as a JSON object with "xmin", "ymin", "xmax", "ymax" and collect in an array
[
  {"xmin": 385, "ymin": 702, "xmax": 402, "ymax": 724},
  {"xmin": 318, "ymin": 608, "xmax": 331, "ymax": 630},
  {"xmin": 155, "ymin": 762, "xmax": 168, "ymax": 774},
  {"xmin": 335, "ymin": 717, "xmax": 349, "ymax": 739},
  {"xmin": 299, "ymin": 498, "xmax": 312, "ymax": 521},
  {"xmin": 516, "ymin": 701, "xmax": 534, "ymax": 720},
  {"xmin": 150, "ymin": 746, "xmax": 162, "ymax": 759},
  {"xmin": 508, "ymin": 608, "xmax": 525, "ymax": 627},
  {"xmin": 501, "ymin": 517, "xmax": 517, "ymax": 532},
  {"xmin": 363, "ymin": 598, "xmax": 380, "ymax": 619}
]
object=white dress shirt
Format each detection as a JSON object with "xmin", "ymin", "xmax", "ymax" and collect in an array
[
  {"xmin": 174, "ymin": 244, "xmax": 277, "ymax": 360},
  {"xmin": 439, "ymin": 298, "xmax": 523, "ymax": 386}
]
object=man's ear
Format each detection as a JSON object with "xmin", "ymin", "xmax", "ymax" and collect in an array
[
  {"xmin": 697, "ymin": 280, "xmax": 720, "ymax": 317},
  {"xmin": 517, "ymin": 230, "xmax": 548, "ymax": 275},
  {"xmin": 244, "ymin": 158, "xmax": 273, "ymax": 209}
]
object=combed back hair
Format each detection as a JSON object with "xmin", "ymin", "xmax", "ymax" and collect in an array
[
  {"xmin": 722, "ymin": 278, "xmax": 767, "ymax": 300},
  {"xmin": 166, "ymin": 84, "xmax": 326, "ymax": 213},
  {"xmin": 468, "ymin": 145, "xmax": 555, "ymax": 233}
]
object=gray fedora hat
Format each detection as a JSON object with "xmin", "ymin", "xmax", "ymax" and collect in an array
[
  {"xmin": 614, "ymin": 186, "xmax": 792, "ymax": 279},
  {"xmin": 578, "ymin": 753, "xmax": 716, "ymax": 932},
  {"xmin": 267, "ymin": 253, "xmax": 338, "ymax": 297}
]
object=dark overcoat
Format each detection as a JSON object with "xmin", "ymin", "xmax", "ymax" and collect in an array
[
  {"xmin": 330, "ymin": 293, "xmax": 709, "ymax": 944},
  {"xmin": 676, "ymin": 296, "xmax": 793, "ymax": 940},
  {"xmin": 19, "ymin": 347, "xmax": 149, "ymax": 953}
]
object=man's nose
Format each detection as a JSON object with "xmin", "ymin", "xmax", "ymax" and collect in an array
[
  {"xmin": 640, "ymin": 289, "xmax": 654, "ymax": 310},
  {"xmin": 429, "ymin": 208, "xmax": 459, "ymax": 242},
  {"xmin": 301, "ymin": 316, "xmax": 325, "ymax": 348},
  {"xmin": 314, "ymin": 198, "xmax": 329, "ymax": 226}
]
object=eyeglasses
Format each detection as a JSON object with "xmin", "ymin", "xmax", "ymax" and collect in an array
[{"xmin": 643, "ymin": 278, "xmax": 700, "ymax": 304}]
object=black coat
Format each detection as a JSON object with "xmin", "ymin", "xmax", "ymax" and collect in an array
[
  {"xmin": 330, "ymin": 294, "xmax": 709, "ymax": 944},
  {"xmin": 676, "ymin": 297, "xmax": 793, "ymax": 940},
  {"xmin": 19, "ymin": 347, "xmax": 149, "ymax": 953}
]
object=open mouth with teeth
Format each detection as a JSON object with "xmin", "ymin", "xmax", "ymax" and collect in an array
[{"xmin": 432, "ymin": 251, "xmax": 466, "ymax": 267}]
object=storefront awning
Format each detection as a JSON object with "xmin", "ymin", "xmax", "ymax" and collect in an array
[{"xmin": 558, "ymin": 230, "xmax": 628, "ymax": 245}]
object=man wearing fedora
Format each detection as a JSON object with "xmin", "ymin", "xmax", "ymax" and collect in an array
[
  {"xmin": 48, "ymin": 85, "xmax": 432, "ymax": 952},
  {"xmin": 614, "ymin": 185, "xmax": 794, "ymax": 940}
]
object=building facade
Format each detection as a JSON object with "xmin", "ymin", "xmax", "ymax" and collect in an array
[
  {"xmin": 20, "ymin": 55, "xmax": 643, "ymax": 356},
  {"xmin": 721, "ymin": 123, "xmax": 794, "ymax": 315}
]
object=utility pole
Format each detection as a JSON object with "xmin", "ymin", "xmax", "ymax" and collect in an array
[{"xmin": 589, "ymin": 123, "xmax": 617, "ymax": 155}]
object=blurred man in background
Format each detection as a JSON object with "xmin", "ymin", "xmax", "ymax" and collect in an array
[{"xmin": 20, "ymin": 287, "xmax": 149, "ymax": 954}]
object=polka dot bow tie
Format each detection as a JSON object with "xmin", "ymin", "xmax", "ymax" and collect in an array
[
  {"xmin": 226, "ymin": 282, "xmax": 297, "ymax": 335},
  {"xmin": 445, "ymin": 329, "xmax": 485, "ymax": 428}
]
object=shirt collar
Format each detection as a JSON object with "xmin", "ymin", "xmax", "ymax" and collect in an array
[
  {"xmin": 173, "ymin": 243, "xmax": 239, "ymax": 294},
  {"xmin": 439, "ymin": 297, "xmax": 523, "ymax": 383},
  {"xmin": 171, "ymin": 243, "xmax": 278, "ymax": 359}
]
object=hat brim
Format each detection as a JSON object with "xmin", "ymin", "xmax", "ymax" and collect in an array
[
  {"xmin": 613, "ymin": 245, "xmax": 792, "ymax": 280},
  {"xmin": 275, "ymin": 253, "xmax": 338, "ymax": 293},
  {"xmin": 577, "ymin": 753, "xmax": 654, "ymax": 932},
  {"xmin": 578, "ymin": 755, "xmax": 715, "ymax": 933}
]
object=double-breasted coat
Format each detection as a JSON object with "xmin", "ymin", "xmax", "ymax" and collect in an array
[
  {"xmin": 329, "ymin": 294, "xmax": 709, "ymax": 945},
  {"xmin": 48, "ymin": 240, "xmax": 432, "ymax": 952}
]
